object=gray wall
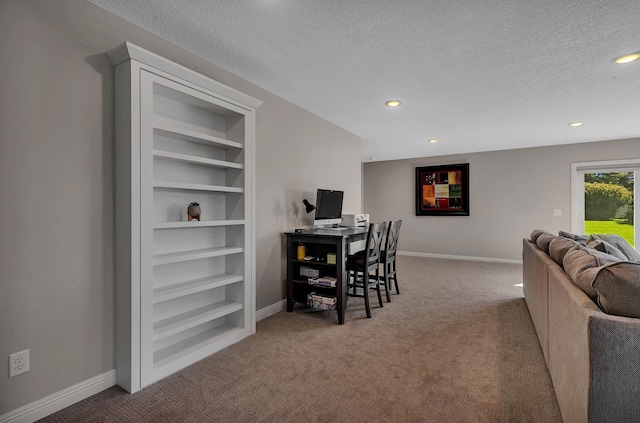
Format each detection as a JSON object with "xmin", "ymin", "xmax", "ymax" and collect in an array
[
  {"xmin": 364, "ymin": 138, "xmax": 640, "ymax": 261},
  {"xmin": 0, "ymin": 0, "xmax": 361, "ymax": 414}
]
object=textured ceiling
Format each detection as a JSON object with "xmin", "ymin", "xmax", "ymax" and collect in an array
[{"xmin": 88, "ymin": 0, "xmax": 640, "ymax": 162}]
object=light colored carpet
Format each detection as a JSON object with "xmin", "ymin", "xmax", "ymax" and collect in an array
[{"xmin": 41, "ymin": 256, "xmax": 562, "ymax": 422}]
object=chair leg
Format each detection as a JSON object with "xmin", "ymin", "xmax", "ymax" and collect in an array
[
  {"xmin": 384, "ymin": 277, "xmax": 391, "ymax": 302},
  {"xmin": 392, "ymin": 259, "xmax": 400, "ymax": 294},
  {"xmin": 363, "ymin": 271, "xmax": 371, "ymax": 318},
  {"xmin": 374, "ymin": 269, "xmax": 383, "ymax": 308},
  {"xmin": 382, "ymin": 262, "xmax": 391, "ymax": 302},
  {"xmin": 345, "ymin": 270, "xmax": 350, "ymax": 303},
  {"xmin": 350, "ymin": 270, "xmax": 359, "ymax": 296}
]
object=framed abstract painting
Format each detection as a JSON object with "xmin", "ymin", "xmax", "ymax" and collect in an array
[{"xmin": 415, "ymin": 163, "xmax": 469, "ymax": 216}]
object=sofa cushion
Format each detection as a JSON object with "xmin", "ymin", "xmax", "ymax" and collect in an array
[
  {"xmin": 549, "ymin": 237, "xmax": 579, "ymax": 267},
  {"xmin": 536, "ymin": 232, "xmax": 556, "ymax": 254},
  {"xmin": 563, "ymin": 245, "xmax": 621, "ymax": 301},
  {"xmin": 591, "ymin": 233, "xmax": 640, "ymax": 262},
  {"xmin": 558, "ymin": 230, "xmax": 589, "ymax": 244},
  {"xmin": 592, "ymin": 262, "xmax": 640, "ymax": 318},
  {"xmin": 586, "ymin": 236, "xmax": 628, "ymax": 261},
  {"xmin": 530, "ymin": 229, "xmax": 548, "ymax": 243}
]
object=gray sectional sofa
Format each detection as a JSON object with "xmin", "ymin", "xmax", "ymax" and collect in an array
[{"xmin": 522, "ymin": 231, "xmax": 640, "ymax": 423}]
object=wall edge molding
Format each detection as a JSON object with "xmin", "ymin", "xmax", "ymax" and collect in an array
[
  {"xmin": 0, "ymin": 370, "xmax": 116, "ymax": 423},
  {"xmin": 398, "ymin": 250, "xmax": 522, "ymax": 264},
  {"xmin": 256, "ymin": 299, "xmax": 286, "ymax": 322}
]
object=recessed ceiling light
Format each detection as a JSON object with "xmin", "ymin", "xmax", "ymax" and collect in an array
[
  {"xmin": 385, "ymin": 100, "xmax": 401, "ymax": 107},
  {"xmin": 569, "ymin": 122, "xmax": 584, "ymax": 127},
  {"xmin": 427, "ymin": 139, "xmax": 438, "ymax": 143},
  {"xmin": 614, "ymin": 53, "xmax": 640, "ymax": 64}
]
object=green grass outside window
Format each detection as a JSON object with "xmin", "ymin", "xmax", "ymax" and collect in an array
[{"xmin": 584, "ymin": 220, "xmax": 635, "ymax": 247}]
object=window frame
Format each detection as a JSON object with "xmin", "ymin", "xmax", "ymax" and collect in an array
[{"xmin": 571, "ymin": 158, "xmax": 639, "ymax": 249}]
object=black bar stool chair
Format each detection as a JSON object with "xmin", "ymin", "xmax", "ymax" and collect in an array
[
  {"xmin": 380, "ymin": 220, "xmax": 402, "ymax": 298},
  {"xmin": 346, "ymin": 222, "xmax": 387, "ymax": 318}
]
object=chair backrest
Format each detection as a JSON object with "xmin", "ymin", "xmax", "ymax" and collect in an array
[
  {"xmin": 384, "ymin": 220, "xmax": 402, "ymax": 260},
  {"xmin": 365, "ymin": 222, "xmax": 387, "ymax": 271}
]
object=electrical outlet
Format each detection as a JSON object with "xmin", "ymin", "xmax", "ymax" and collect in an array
[
  {"xmin": 553, "ymin": 209, "xmax": 562, "ymax": 216},
  {"xmin": 9, "ymin": 349, "xmax": 29, "ymax": 377}
]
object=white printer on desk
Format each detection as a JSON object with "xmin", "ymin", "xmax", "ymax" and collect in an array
[{"xmin": 339, "ymin": 214, "xmax": 369, "ymax": 227}]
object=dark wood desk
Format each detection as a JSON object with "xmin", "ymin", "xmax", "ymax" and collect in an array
[{"xmin": 285, "ymin": 227, "xmax": 367, "ymax": 324}]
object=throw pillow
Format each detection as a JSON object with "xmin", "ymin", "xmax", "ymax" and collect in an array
[
  {"xmin": 586, "ymin": 236, "xmax": 628, "ymax": 261},
  {"xmin": 592, "ymin": 262, "xmax": 640, "ymax": 318},
  {"xmin": 536, "ymin": 232, "xmax": 556, "ymax": 254},
  {"xmin": 591, "ymin": 234, "xmax": 640, "ymax": 262},
  {"xmin": 530, "ymin": 229, "xmax": 548, "ymax": 243},
  {"xmin": 549, "ymin": 237, "xmax": 578, "ymax": 267},
  {"xmin": 559, "ymin": 230, "xmax": 589, "ymax": 244},
  {"xmin": 563, "ymin": 245, "xmax": 621, "ymax": 301}
]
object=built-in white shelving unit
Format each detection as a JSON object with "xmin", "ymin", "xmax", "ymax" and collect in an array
[{"xmin": 109, "ymin": 42, "xmax": 261, "ymax": 393}]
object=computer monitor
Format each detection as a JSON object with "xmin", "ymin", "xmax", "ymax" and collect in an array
[{"xmin": 313, "ymin": 189, "xmax": 344, "ymax": 227}]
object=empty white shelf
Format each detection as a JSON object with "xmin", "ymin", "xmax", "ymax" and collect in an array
[
  {"xmin": 153, "ymin": 181, "xmax": 244, "ymax": 193},
  {"xmin": 153, "ymin": 324, "xmax": 245, "ymax": 369},
  {"xmin": 153, "ymin": 246, "xmax": 244, "ymax": 266},
  {"xmin": 153, "ymin": 300, "xmax": 243, "ymax": 342},
  {"xmin": 154, "ymin": 116, "xmax": 243, "ymax": 150},
  {"xmin": 153, "ymin": 274, "xmax": 244, "ymax": 304},
  {"xmin": 153, "ymin": 149, "xmax": 243, "ymax": 170}
]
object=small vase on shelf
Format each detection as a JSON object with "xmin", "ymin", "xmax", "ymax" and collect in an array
[{"xmin": 188, "ymin": 202, "xmax": 201, "ymax": 221}]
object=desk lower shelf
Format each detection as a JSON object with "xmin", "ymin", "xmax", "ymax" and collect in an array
[
  {"xmin": 290, "ymin": 280, "xmax": 336, "ymax": 304},
  {"xmin": 285, "ymin": 230, "xmax": 367, "ymax": 325}
]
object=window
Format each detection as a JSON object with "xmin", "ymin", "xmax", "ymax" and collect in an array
[{"xmin": 571, "ymin": 159, "xmax": 639, "ymax": 249}]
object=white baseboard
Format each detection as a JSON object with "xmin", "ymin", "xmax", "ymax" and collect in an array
[
  {"xmin": 256, "ymin": 299, "xmax": 286, "ymax": 321},
  {"xmin": 398, "ymin": 250, "xmax": 522, "ymax": 265},
  {"xmin": 0, "ymin": 370, "xmax": 116, "ymax": 423}
]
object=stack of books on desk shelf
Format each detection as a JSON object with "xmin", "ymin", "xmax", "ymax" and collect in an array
[
  {"xmin": 307, "ymin": 292, "xmax": 337, "ymax": 311},
  {"xmin": 308, "ymin": 276, "xmax": 337, "ymax": 288}
]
